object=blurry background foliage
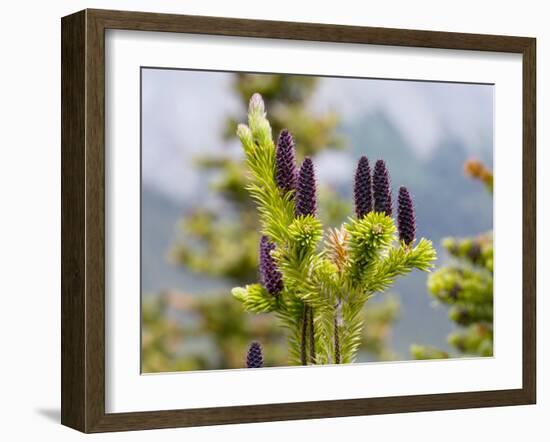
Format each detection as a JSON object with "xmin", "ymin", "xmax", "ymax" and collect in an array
[
  {"xmin": 142, "ymin": 73, "xmax": 399, "ymax": 372},
  {"xmin": 411, "ymin": 160, "xmax": 494, "ymax": 359},
  {"xmin": 142, "ymin": 290, "xmax": 399, "ymax": 372}
]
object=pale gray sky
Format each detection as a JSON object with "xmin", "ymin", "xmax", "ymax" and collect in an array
[{"xmin": 141, "ymin": 69, "xmax": 493, "ymax": 202}]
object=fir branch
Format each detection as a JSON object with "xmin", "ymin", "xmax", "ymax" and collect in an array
[
  {"xmin": 449, "ymin": 303, "xmax": 493, "ymax": 326},
  {"xmin": 232, "ymin": 284, "xmax": 279, "ymax": 313},
  {"xmin": 339, "ymin": 291, "xmax": 369, "ymax": 363},
  {"xmin": 237, "ymin": 115, "xmax": 294, "ymax": 245},
  {"xmin": 368, "ymin": 238, "xmax": 437, "ymax": 294},
  {"xmin": 442, "ymin": 233, "xmax": 493, "ymax": 273},
  {"xmin": 448, "ymin": 323, "xmax": 493, "ymax": 356},
  {"xmin": 428, "ymin": 265, "xmax": 493, "ymax": 306},
  {"xmin": 275, "ymin": 298, "xmax": 306, "ymax": 364},
  {"xmin": 345, "ymin": 212, "xmax": 396, "ymax": 284}
]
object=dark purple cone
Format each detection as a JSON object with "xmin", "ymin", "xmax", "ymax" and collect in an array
[
  {"xmin": 295, "ymin": 157, "xmax": 317, "ymax": 217},
  {"xmin": 397, "ymin": 186, "xmax": 416, "ymax": 245},
  {"xmin": 275, "ymin": 129, "xmax": 297, "ymax": 193},
  {"xmin": 354, "ymin": 156, "xmax": 373, "ymax": 218},
  {"xmin": 246, "ymin": 342, "xmax": 264, "ymax": 368},
  {"xmin": 373, "ymin": 160, "xmax": 392, "ymax": 216},
  {"xmin": 259, "ymin": 236, "xmax": 283, "ymax": 296}
]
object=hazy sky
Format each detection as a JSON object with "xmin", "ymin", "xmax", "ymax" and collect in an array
[{"xmin": 141, "ymin": 69, "xmax": 493, "ymax": 202}]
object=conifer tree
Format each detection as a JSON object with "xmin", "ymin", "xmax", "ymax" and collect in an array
[{"xmin": 411, "ymin": 160, "xmax": 493, "ymax": 359}]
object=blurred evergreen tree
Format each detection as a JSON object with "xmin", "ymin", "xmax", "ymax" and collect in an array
[
  {"xmin": 142, "ymin": 291, "xmax": 287, "ymax": 372},
  {"xmin": 411, "ymin": 160, "xmax": 493, "ymax": 359},
  {"xmin": 360, "ymin": 296, "xmax": 401, "ymax": 361}
]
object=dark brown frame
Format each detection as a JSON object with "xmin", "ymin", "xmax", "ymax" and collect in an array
[{"xmin": 61, "ymin": 8, "xmax": 536, "ymax": 433}]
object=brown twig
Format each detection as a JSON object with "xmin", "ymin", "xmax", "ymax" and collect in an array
[
  {"xmin": 334, "ymin": 314, "xmax": 341, "ymax": 364},
  {"xmin": 308, "ymin": 306, "xmax": 316, "ymax": 364},
  {"xmin": 300, "ymin": 304, "xmax": 308, "ymax": 365}
]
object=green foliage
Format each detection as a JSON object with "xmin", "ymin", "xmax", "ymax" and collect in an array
[
  {"xmin": 172, "ymin": 208, "xmax": 258, "ymax": 280},
  {"xmin": 142, "ymin": 290, "xmax": 401, "ymax": 372},
  {"xmin": 233, "ymin": 94, "xmax": 437, "ymax": 365},
  {"xmin": 142, "ymin": 294, "xmax": 199, "ymax": 372},
  {"xmin": 232, "ymin": 284, "xmax": 279, "ymax": 313},
  {"xmin": 412, "ymin": 162, "xmax": 493, "ymax": 359},
  {"xmin": 142, "ymin": 291, "xmax": 288, "ymax": 372},
  {"xmin": 360, "ymin": 296, "xmax": 401, "ymax": 361},
  {"xmin": 448, "ymin": 323, "xmax": 493, "ymax": 356},
  {"xmin": 421, "ymin": 233, "xmax": 493, "ymax": 357},
  {"xmin": 346, "ymin": 212, "xmax": 396, "ymax": 283},
  {"xmin": 442, "ymin": 235, "xmax": 493, "ymax": 272},
  {"xmin": 428, "ymin": 263, "xmax": 492, "ymax": 306},
  {"xmin": 410, "ymin": 345, "xmax": 449, "ymax": 360}
]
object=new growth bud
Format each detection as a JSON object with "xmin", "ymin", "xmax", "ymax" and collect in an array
[
  {"xmin": 248, "ymin": 93, "xmax": 266, "ymax": 116},
  {"xmin": 236, "ymin": 123, "xmax": 252, "ymax": 141}
]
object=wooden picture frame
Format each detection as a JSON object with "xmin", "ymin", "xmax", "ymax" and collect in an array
[{"xmin": 61, "ymin": 8, "xmax": 536, "ymax": 433}]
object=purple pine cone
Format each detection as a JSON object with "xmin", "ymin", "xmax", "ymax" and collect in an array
[
  {"xmin": 397, "ymin": 186, "xmax": 416, "ymax": 245},
  {"xmin": 259, "ymin": 236, "xmax": 283, "ymax": 296},
  {"xmin": 276, "ymin": 129, "xmax": 297, "ymax": 194},
  {"xmin": 373, "ymin": 160, "xmax": 392, "ymax": 216},
  {"xmin": 246, "ymin": 342, "xmax": 264, "ymax": 368},
  {"xmin": 295, "ymin": 157, "xmax": 317, "ymax": 217},
  {"xmin": 354, "ymin": 156, "xmax": 373, "ymax": 218}
]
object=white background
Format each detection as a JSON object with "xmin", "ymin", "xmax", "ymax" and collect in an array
[{"xmin": 0, "ymin": 0, "xmax": 546, "ymax": 440}]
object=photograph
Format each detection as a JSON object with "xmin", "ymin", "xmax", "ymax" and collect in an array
[
  {"xmin": 0, "ymin": 0, "xmax": 543, "ymax": 438},
  {"xmin": 140, "ymin": 69, "xmax": 494, "ymax": 373}
]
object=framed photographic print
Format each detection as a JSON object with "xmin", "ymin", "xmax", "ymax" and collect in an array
[{"xmin": 61, "ymin": 9, "xmax": 536, "ymax": 433}]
